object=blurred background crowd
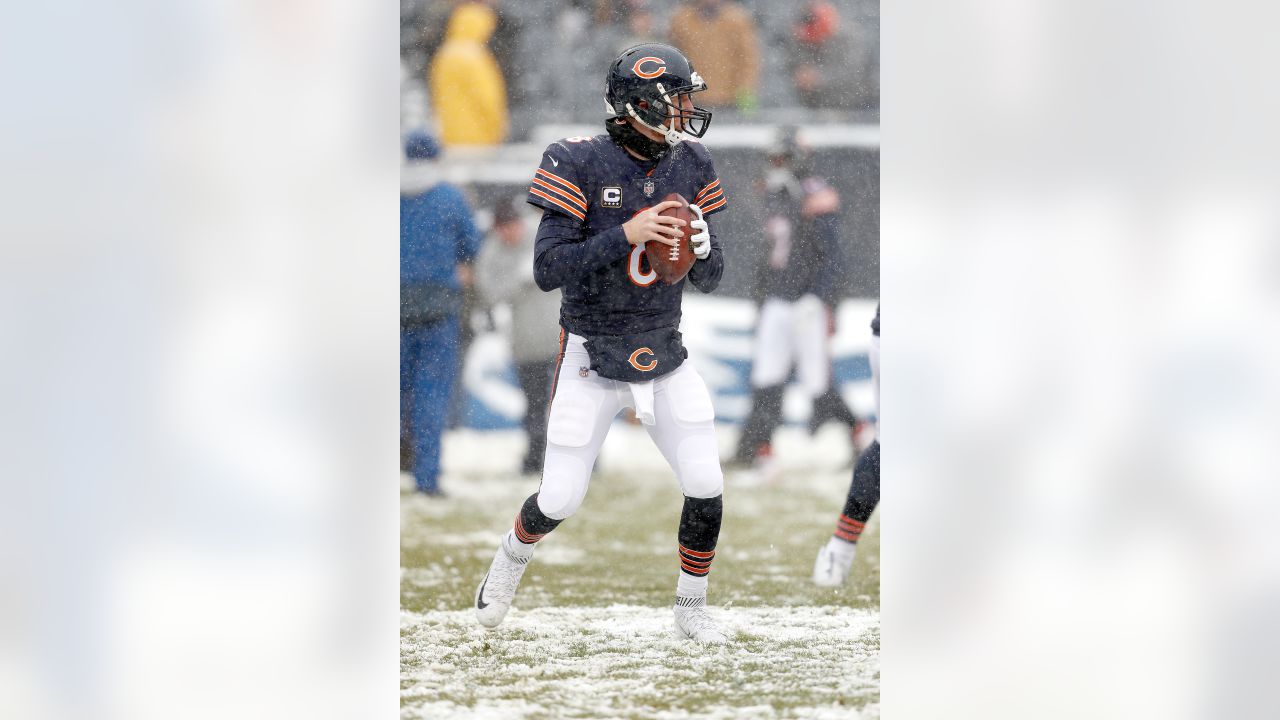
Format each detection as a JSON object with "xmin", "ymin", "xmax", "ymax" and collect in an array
[
  {"xmin": 401, "ymin": 0, "xmax": 880, "ymax": 495},
  {"xmin": 401, "ymin": 0, "xmax": 879, "ymax": 143}
]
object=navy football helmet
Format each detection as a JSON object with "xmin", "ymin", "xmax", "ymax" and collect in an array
[{"xmin": 605, "ymin": 43, "xmax": 712, "ymax": 146}]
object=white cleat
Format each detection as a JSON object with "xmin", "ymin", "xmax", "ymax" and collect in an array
[
  {"xmin": 673, "ymin": 599, "xmax": 728, "ymax": 645},
  {"xmin": 812, "ymin": 537, "xmax": 856, "ymax": 587},
  {"xmin": 474, "ymin": 537, "xmax": 531, "ymax": 628}
]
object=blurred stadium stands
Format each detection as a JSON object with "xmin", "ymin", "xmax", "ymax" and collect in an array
[{"xmin": 402, "ymin": 0, "xmax": 879, "ymax": 135}]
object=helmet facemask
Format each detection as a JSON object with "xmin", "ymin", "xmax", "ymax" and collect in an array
[{"xmin": 625, "ymin": 75, "xmax": 712, "ymax": 146}]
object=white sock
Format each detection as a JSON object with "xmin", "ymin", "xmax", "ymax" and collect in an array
[
  {"xmin": 829, "ymin": 535, "xmax": 858, "ymax": 563},
  {"xmin": 503, "ymin": 530, "xmax": 536, "ymax": 560},
  {"xmin": 676, "ymin": 571, "xmax": 708, "ymax": 600}
]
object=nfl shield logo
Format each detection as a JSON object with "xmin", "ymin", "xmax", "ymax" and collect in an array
[
  {"xmin": 643, "ymin": 179, "xmax": 655, "ymax": 197},
  {"xmin": 579, "ymin": 366, "xmax": 590, "ymax": 377}
]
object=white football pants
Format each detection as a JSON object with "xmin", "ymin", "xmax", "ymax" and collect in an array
[
  {"xmin": 535, "ymin": 332, "xmax": 725, "ymax": 521},
  {"xmin": 749, "ymin": 294, "xmax": 830, "ymax": 397}
]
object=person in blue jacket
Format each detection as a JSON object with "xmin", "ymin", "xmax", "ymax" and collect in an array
[{"xmin": 401, "ymin": 131, "xmax": 483, "ymax": 496}]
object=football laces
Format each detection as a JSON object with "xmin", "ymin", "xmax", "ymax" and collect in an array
[{"xmin": 669, "ymin": 246, "xmax": 680, "ymax": 261}]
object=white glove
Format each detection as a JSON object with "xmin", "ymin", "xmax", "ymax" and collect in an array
[{"xmin": 688, "ymin": 202, "xmax": 711, "ymax": 260}]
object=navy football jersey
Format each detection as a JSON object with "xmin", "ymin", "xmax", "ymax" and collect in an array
[
  {"xmin": 526, "ymin": 134, "xmax": 727, "ymax": 337},
  {"xmin": 758, "ymin": 175, "xmax": 843, "ymax": 305}
]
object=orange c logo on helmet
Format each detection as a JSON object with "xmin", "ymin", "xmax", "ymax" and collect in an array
[
  {"xmin": 629, "ymin": 347, "xmax": 657, "ymax": 372},
  {"xmin": 632, "ymin": 56, "xmax": 666, "ymax": 79}
]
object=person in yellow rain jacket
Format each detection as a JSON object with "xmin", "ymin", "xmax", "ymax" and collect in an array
[{"xmin": 429, "ymin": 3, "xmax": 508, "ymax": 146}]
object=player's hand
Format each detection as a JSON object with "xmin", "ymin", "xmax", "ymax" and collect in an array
[
  {"xmin": 688, "ymin": 203, "xmax": 711, "ymax": 260},
  {"xmin": 622, "ymin": 200, "xmax": 685, "ymax": 247}
]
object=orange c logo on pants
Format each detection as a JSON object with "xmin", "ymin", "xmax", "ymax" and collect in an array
[{"xmin": 629, "ymin": 347, "xmax": 657, "ymax": 372}]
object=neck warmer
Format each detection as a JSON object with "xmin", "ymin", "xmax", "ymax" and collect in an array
[{"xmin": 606, "ymin": 119, "xmax": 671, "ymax": 162}]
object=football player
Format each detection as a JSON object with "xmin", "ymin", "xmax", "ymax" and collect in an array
[
  {"xmin": 730, "ymin": 126, "xmax": 863, "ymax": 472},
  {"xmin": 474, "ymin": 44, "xmax": 731, "ymax": 644},
  {"xmin": 814, "ymin": 304, "xmax": 880, "ymax": 585}
]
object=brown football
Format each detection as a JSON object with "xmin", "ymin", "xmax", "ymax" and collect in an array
[{"xmin": 646, "ymin": 192, "xmax": 696, "ymax": 284}]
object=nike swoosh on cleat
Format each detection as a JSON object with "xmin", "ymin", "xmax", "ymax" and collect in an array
[
  {"xmin": 476, "ymin": 574, "xmax": 490, "ymax": 609},
  {"xmin": 550, "ymin": 156, "xmax": 558, "ymax": 166}
]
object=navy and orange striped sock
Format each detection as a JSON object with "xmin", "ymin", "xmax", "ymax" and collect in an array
[
  {"xmin": 679, "ymin": 545, "xmax": 715, "ymax": 577},
  {"xmin": 835, "ymin": 439, "xmax": 879, "ymax": 545},
  {"xmin": 507, "ymin": 493, "xmax": 562, "ymax": 557},
  {"xmin": 833, "ymin": 514, "xmax": 866, "ymax": 544},
  {"xmin": 676, "ymin": 495, "xmax": 722, "ymax": 598}
]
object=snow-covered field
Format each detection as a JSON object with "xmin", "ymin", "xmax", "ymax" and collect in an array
[{"xmin": 402, "ymin": 426, "xmax": 879, "ymax": 718}]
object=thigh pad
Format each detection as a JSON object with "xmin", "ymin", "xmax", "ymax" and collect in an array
[
  {"xmin": 546, "ymin": 380, "xmax": 604, "ymax": 448},
  {"xmin": 665, "ymin": 366, "xmax": 716, "ymax": 426}
]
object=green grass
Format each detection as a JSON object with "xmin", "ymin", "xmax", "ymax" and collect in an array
[{"xmin": 401, "ymin": 431, "xmax": 879, "ymax": 719}]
